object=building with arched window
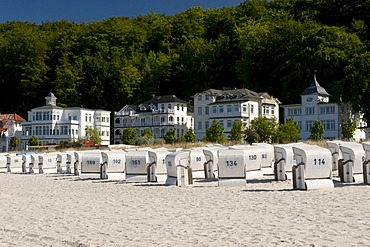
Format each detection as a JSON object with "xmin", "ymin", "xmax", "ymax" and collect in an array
[
  {"xmin": 114, "ymin": 95, "xmax": 193, "ymax": 144},
  {"xmin": 281, "ymin": 73, "xmax": 367, "ymax": 141},
  {"xmin": 21, "ymin": 92, "xmax": 111, "ymax": 149}
]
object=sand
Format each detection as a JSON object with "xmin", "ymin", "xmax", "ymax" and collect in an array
[{"xmin": 0, "ymin": 173, "xmax": 370, "ymax": 247}]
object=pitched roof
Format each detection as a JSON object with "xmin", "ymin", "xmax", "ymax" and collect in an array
[
  {"xmin": 141, "ymin": 95, "xmax": 187, "ymax": 105},
  {"xmin": 0, "ymin": 113, "xmax": 26, "ymax": 122},
  {"xmin": 301, "ymin": 74, "xmax": 331, "ymax": 96}
]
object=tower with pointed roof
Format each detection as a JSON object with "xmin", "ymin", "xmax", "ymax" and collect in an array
[{"xmin": 281, "ymin": 72, "xmax": 366, "ymax": 141}]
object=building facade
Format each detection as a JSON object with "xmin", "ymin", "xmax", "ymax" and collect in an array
[
  {"xmin": 0, "ymin": 113, "xmax": 26, "ymax": 152},
  {"xmin": 193, "ymin": 88, "xmax": 281, "ymax": 141},
  {"xmin": 281, "ymin": 74, "xmax": 366, "ymax": 141},
  {"xmin": 21, "ymin": 92, "xmax": 111, "ymax": 149},
  {"xmin": 114, "ymin": 95, "xmax": 193, "ymax": 143}
]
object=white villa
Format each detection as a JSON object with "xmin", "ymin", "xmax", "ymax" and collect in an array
[
  {"xmin": 21, "ymin": 92, "xmax": 111, "ymax": 149},
  {"xmin": 114, "ymin": 95, "xmax": 194, "ymax": 143},
  {"xmin": 281, "ymin": 73, "xmax": 367, "ymax": 141},
  {"xmin": 193, "ymin": 88, "xmax": 281, "ymax": 141}
]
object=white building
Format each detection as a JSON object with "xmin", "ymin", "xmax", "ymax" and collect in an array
[
  {"xmin": 21, "ymin": 92, "xmax": 111, "ymax": 149},
  {"xmin": 281, "ymin": 73, "xmax": 366, "ymax": 141},
  {"xmin": 193, "ymin": 88, "xmax": 281, "ymax": 141},
  {"xmin": 114, "ymin": 95, "xmax": 193, "ymax": 143}
]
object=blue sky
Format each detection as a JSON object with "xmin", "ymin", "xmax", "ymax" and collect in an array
[{"xmin": 0, "ymin": 0, "xmax": 246, "ymax": 24}]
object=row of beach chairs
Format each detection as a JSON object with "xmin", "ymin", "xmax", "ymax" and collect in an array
[{"xmin": 1, "ymin": 141, "xmax": 370, "ymax": 190}]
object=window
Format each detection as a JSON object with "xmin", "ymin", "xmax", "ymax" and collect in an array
[
  {"xmin": 141, "ymin": 118, "xmax": 145, "ymax": 125},
  {"xmin": 198, "ymin": 107, "xmax": 202, "ymax": 115},
  {"xmin": 198, "ymin": 121, "xmax": 202, "ymax": 130},
  {"xmin": 115, "ymin": 118, "xmax": 120, "ymax": 124},
  {"xmin": 219, "ymin": 106, "xmax": 224, "ymax": 113},
  {"xmin": 169, "ymin": 116, "xmax": 174, "ymax": 122},
  {"xmin": 234, "ymin": 105, "xmax": 240, "ymax": 113},
  {"xmin": 320, "ymin": 106, "xmax": 335, "ymax": 114},
  {"xmin": 168, "ymin": 104, "xmax": 172, "ymax": 109},
  {"xmin": 305, "ymin": 107, "xmax": 314, "ymax": 115},
  {"xmin": 242, "ymin": 105, "xmax": 247, "ymax": 112},
  {"xmin": 297, "ymin": 121, "xmax": 302, "ymax": 131},
  {"xmin": 219, "ymin": 120, "xmax": 224, "ymax": 127},
  {"xmin": 205, "ymin": 95, "xmax": 210, "ymax": 101},
  {"xmin": 251, "ymin": 105, "xmax": 254, "ymax": 114},
  {"xmin": 306, "ymin": 120, "xmax": 314, "ymax": 131},
  {"xmin": 271, "ymin": 107, "xmax": 275, "ymax": 115},
  {"xmin": 198, "ymin": 95, "xmax": 202, "ymax": 101},
  {"xmin": 205, "ymin": 121, "xmax": 209, "ymax": 129},
  {"xmin": 177, "ymin": 104, "xmax": 180, "ymax": 110},
  {"xmin": 205, "ymin": 106, "xmax": 209, "ymax": 115},
  {"xmin": 321, "ymin": 120, "xmax": 336, "ymax": 130},
  {"xmin": 212, "ymin": 106, "xmax": 217, "ymax": 114},
  {"xmin": 227, "ymin": 105, "xmax": 232, "ymax": 113},
  {"xmin": 85, "ymin": 114, "xmax": 88, "ymax": 122},
  {"xmin": 288, "ymin": 108, "xmax": 301, "ymax": 116},
  {"xmin": 227, "ymin": 120, "xmax": 232, "ymax": 128}
]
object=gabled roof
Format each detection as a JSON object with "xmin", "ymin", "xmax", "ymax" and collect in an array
[
  {"xmin": 0, "ymin": 113, "xmax": 26, "ymax": 122},
  {"xmin": 141, "ymin": 95, "xmax": 187, "ymax": 105},
  {"xmin": 301, "ymin": 73, "xmax": 331, "ymax": 96}
]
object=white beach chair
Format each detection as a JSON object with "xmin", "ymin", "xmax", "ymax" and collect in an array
[
  {"xmin": 65, "ymin": 151, "xmax": 76, "ymax": 174},
  {"xmin": 202, "ymin": 145, "xmax": 226, "ymax": 179},
  {"xmin": 125, "ymin": 149, "xmax": 150, "ymax": 182},
  {"xmin": 339, "ymin": 142, "xmax": 365, "ymax": 183},
  {"xmin": 29, "ymin": 154, "xmax": 41, "ymax": 174},
  {"xmin": 147, "ymin": 148, "xmax": 172, "ymax": 183},
  {"xmin": 217, "ymin": 148, "xmax": 247, "ymax": 187},
  {"xmin": 21, "ymin": 154, "xmax": 33, "ymax": 173},
  {"xmin": 292, "ymin": 145, "xmax": 333, "ymax": 190},
  {"xmin": 165, "ymin": 150, "xmax": 191, "ymax": 186},
  {"xmin": 7, "ymin": 154, "xmax": 23, "ymax": 173},
  {"xmin": 38, "ymin": 152, "xmax": 60, "ymax": 174},
  {"xmin": 253, "ymin": 143, "xmax": 275, "ymax": 175},
  {"xmin": 56, "ymin": 153, "xmax": 68, "ymax": 173},
  {"xmin": 361, "ymin": 142, "xmax": 370, "ymax": 184},
  {"xmin": 273, "ymin": 144, "xmax": 296, "ymax": 181},
  {"xmin": 79, "ymin": 151, "xmax": 103, "ymax": 179},
  {"xmin": 326, "ymin": 140, "xmax": 343, "ymax": 172},
  {"xmin": 229, "ymin": 145, "xmax": 263, "ymax": 179},
  {"xmin": 0, "ymin": 154, "xmax": 8, "ymax": 172},
  {"xmin": 73, "ymin": 150, "xmax": 97, "ymax": 176},
  {"xmin": 101, "ymin": 150, "xmax": 126, "ymax": 180},
  {"xmin": 188, "ymin": 147, "xmax": 207, "ymax": 179}
]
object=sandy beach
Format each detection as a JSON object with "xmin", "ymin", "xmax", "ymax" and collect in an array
[{"xmin": 0, "ymin": 173, "xmax": 370, "ymax": 247}]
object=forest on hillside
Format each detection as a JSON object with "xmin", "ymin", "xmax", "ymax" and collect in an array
[{"xmin": 0, "ymin": 0, "xmax": 370, "ymax": 121}]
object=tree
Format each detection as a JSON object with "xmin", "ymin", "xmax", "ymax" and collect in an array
[
  {"xmin": 164, "ymin": 129, "xmax": 177, "ymax": 144},
  {"xmin": 310, "ymin": 120, "xmax": 324, "ymax": 141},
  {"xmin": 204, "ymin": 120, "xmax": 226, "ymax": 143},
  {"xmin": 342, "ymin": 119, "xmax": 357, "ymax": 140},
  {"xmin": 251, "ymin": 117, "xmax": 277, "ymax": 143},
  {"xmin": 28, "ymin": 136, "xmax": 39, "ymax": 146},
  {"xmin": 244, "ymin": 125, "xmax": 260, "ymax": 144},
  {"xmin": 230, "ymin": 121, "xmax": 244, "ymax": 142},
  {"xmin": 181, "ymin": 128, "xmax": 196, "ymax": 143},
  {"xmin": 9, "ymin": 136, "xmax": 20, "ymax": 150},
  {"xmin": 121, "ymin": 128, "xmax": 137, "ymax": 145},
  {"xmin": 142, "ymin": 128, "xmax": 154, "ymax": 139},
  {"xmin": 85, "ymin": 126, "xmax": 102, "ymax": 145},
  {"xmin": 275, "ymin": 118, "xmax": 300, "ymax": 144}
]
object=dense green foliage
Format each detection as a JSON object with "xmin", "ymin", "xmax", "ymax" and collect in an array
[
  {"xmin": 204, "ymin": 120, "xmax": 226, "ymax": 143},
  {"xmin": 1, "ymin": 0, "xmax": 370, "ymax": 124},
  {"xmin": 121, "ymin": 127, "xmax": 137, "ymax": 145},
  {"xmin": 28, "ymin": 136, "xmax": 39, "ymax": 146},
  {"xmin": 251, "ymin": 117, "xmax": 278, "ymax": 143},
  {"xmin": 230, "ymin": 121, "xmax": 244, "ymax": 142},
  {"xmin": 181, "ymin": 128, "xmax": 196, "ymax": 143},
  {"xmin": 85, "ymin": 126, "xmax": 102, "ymax": 144},
  {"xmin": 9, "ymin": 136, "xmax": 20, "ymax": 150},
  {"xmin": 275, "ymin": 118, "xmax": 300, "ymax": 143},
  {"xmin": 342, "ymin": 119, "xmax": 357, "ymax": 140},
  {"xmin": 164, "ymin": 129, "xmax": 177, "ymax": 144},
  {"xmin": 310, "ymin": 120, "xmax": 324, "ymax": 141}
]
